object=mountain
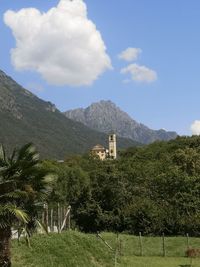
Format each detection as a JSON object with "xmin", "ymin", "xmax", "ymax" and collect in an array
[
  {"xmin": 64, "ymin": 100, "xmax": 177, "ymax": 144},
  {"xmin": 0, "ymin": 70, "xmax": 138, "ymax": 158}
]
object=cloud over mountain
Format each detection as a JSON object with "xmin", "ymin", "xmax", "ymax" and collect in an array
[
  {"xmin": 119, "ymin": 47, "xmax": 157, "ymax": 83},
  {"xmin": 4, "ymin": 0, "xmax": 112, "ymax": 86}
]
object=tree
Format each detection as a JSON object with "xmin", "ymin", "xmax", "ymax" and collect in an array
[{"xmin": 0, "ymin": 143, "xmax": 53, "ymax": 267}]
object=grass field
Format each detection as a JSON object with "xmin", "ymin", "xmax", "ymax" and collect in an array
[
  {"xmin": 102, "ymin": 233, "xmax": 200, "ymax": 267},
  {"xmin": 12, "ymin": 231, "xmax": 200, "ymax": 267}
]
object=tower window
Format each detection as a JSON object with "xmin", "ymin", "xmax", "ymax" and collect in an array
[{"xmin": 110, "ymin": 135, "xmax": 113, "ymax": 141}]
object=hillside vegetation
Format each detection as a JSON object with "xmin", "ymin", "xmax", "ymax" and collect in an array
[
  {"xmin": 12, "ymin": 231, "xmax": 200, "ymax": 267},
  {"xmin": 43, "ymin": 135, "xmax": 200, "ymax": 236},
  {"xmin": 0, "ymin": 70, "xmax": 137, "ymax": 159}
]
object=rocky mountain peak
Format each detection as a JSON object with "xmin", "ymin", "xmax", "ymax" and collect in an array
[{"xmin": 64, "ymin": 100, "xmax": 177, "ymax": 144}]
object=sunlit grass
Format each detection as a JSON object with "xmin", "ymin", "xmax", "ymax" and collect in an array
[{"xmin": 12, "ymin": 231, "xmax": 200, "ymax": 267}]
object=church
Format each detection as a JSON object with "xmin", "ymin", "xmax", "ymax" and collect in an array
[{"xmin": 91, "ymin": 134, "xmax": 117, "ymax": 160}]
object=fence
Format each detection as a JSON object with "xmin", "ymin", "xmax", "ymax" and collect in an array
[
  {"xmin": 12, "ymin": 203, "xmax": 71, "ymax": 239},
  {"xmin": 41, "ymin": 203, "xmax": 71, "ymax": 233},
  {"xmin": 96, "ymin": 232, "xmax": 200, "ymax": 266}
]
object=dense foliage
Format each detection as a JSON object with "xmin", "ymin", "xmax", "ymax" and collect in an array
[{"xmin": 44, "ymin": 136, "xmax": 200, "ymax": 236}]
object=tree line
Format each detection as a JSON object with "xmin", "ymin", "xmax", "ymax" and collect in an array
[{"xmin": 44, "ymin": 135, "xmax": 200, "ymax": 236}]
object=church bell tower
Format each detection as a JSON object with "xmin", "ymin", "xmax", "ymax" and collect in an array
[{"xmin": 109, "ymin": 134, "xmax": 117, "ymax": 159}]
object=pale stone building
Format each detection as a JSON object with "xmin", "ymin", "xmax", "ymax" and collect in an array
[
  {"xmin": 91, "ymin": 134, "xmax": 117, "ymax": 160},
  {"xmin": 91, "ymin": 144, "xmax": 107, "ymax": 160}
]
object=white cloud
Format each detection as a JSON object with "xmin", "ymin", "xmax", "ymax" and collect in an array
[
  {"xmin": 121, "ymin": 63, "xmax": 157, "ymax": 83},
  {"xmin": 191, "ymin": 120, "xmax": 200, "ymax": 135},
  {"xmin": 118, "ymin": 47, "xmax": 142, "ymax": 62},
  {"xmin": 4, "ymin": 0, "xmax": 112, "ymax": 86}
]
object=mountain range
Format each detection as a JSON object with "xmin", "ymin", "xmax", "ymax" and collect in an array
[
  {"xmin": 0, "ymin": 70, "xmax": 137, "ymax": 158},
  {"xmin": 64, "ymin": 100, "xmax": 177, "ymax": 144}
]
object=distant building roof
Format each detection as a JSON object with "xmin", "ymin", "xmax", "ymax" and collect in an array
[{"xmin": 91, "ymin": 144, "xmax": 105, "ymax": 151}]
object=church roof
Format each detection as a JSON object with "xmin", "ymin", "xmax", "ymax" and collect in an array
[{"xmin": 91, "ymin": 144, "xmax": 105, "ymax": 151}]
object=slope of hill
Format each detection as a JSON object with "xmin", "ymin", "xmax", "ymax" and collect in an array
[
  {"xmin": 64, "ymin": 100, "xmax": 177, "ymax": 144},
  {"xmin": 0, "ymin": 70, "xmax": 137, "ymax": 158},
  {"xmin": 12, "ymin": 231, "xmax": 197, "ymax": 267},
  {"xmin": 12, "ymin": 231, "xmax": 114, "ymax": 267}
]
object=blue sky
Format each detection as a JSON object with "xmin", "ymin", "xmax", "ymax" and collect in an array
[{"xmin": 1, "ymin": 0, "xmax": 200, "ymax": 135}]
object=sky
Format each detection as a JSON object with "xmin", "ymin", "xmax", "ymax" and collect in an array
[{"xmin": 0, "ymin": 0, "xmax": 200, "ymax": 135}]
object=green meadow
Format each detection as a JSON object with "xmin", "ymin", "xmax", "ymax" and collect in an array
[{"xmin": 12, "ymin": 231, "xmax": 200, "ymax": 267}]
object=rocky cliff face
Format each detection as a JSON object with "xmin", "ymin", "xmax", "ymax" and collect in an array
[{"xmin": 64, "ymin": 100, "xmax": 177, "ymax": 144}]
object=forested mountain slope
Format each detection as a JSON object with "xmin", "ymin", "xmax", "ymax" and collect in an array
[{"xmin": 0, "ymin": 70, "xmax": 137, "ymax": 158}]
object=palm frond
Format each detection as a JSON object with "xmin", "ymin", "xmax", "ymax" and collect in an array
[
  {"xmin": 0, "ymin": 190, "xmax": 29, "ymax": 200},
  {"xmin": 18, "ymin": 143, "xmax": 39, "ymax": 163},
  {"xmin": 0, "ymin": 143, "xmax": 52, "ymax": 237},
  {"xmin": 12, "ymin": 207, "xmax": 29, "ymax": 224},
  {"xmin": 0, "ymin": 220, "xmax": 10, "ymax": 229},
  {"xmin": 0, "ymin": 204, "xmax": 29, "ymax": 224}
]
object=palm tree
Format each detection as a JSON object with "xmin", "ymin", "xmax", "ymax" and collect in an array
[{"xmin": 0, "ymin": 143, "xmax": 53, "ymax": 267}]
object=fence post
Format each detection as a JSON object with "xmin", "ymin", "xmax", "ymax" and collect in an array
[
  {"xmin": 63, "ymin": 207, "xmax": 66, "ymax": 230},
  {"xmin": 114, "ymin": 234, "xmax": 119, "ymax": 267},
  {"xmin": 68, "ymin": 207, "xmax": 71, "ymax": 230},
  {"xmin": 61, "ymin": 206, "xmax": 63, "ymax": 227},
  {"xmin": 42, "ymin": 204, "xmax": 45, "ymax": 225},
  {"xmin": 50, "ymin": 208, "xmax": 53, "ymax": 232},
  {"xmin": 139, "ymin": 232, "xmax": 143, "ymax": 256},
  {"xmin": 45, "ymin": 204, "xmax": 49, "ymax": 232},
  {"xmin": 60, "ymin": 206, "xmax": 71, "ymax": 232},
  {"xmin": 162, "ymin": 233, "xmax": 166, "ymax": 257},
  {"xmin": 57, "ymin": 203, "xmax": 60, "ymax": 233}
]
